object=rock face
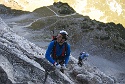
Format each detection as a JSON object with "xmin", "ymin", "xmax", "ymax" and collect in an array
[
  {"xmin": 0, "ymin": 17, "xmax": 115, "ymax": 84},
  {"xmin": 0, "ymin": 18, "xmax": 45, "ymax": 84},
  {"xmin": 0, "ymin": 66, "xmax": 13, "ymax": 84}
]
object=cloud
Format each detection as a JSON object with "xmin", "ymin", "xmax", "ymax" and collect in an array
[
  {"xmin": 84, "ymin": 8, "xmax": 105, "ymax": 21},
  {"xmin": 73, "ymin": 0, "xmax": 87, "ymax": 14},
  {"xmin": 106, "ymin": 0, "xmax": 122, "ymax": 16}
]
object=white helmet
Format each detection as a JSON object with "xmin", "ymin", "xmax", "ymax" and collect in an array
[
  {"xmin": 60, "ymin": 30, "xmax": 68, "ymax": 35},
  {"xmin": 59, "ymin": 30, "xmax": 68, "ymax": 40}
]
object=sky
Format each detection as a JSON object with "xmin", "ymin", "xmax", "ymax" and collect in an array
[
  {"xmin": 0, "ymin": 0, "xmax": 125, "ymax": 27},
  {"xmin": 60, "ymin": 0, "xmax": 125, "ymax": 27}
]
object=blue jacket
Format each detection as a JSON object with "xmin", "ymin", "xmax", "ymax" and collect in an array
[{"xmin": 45, "ymin": 41, "xmax": 70, "ymax": 65}]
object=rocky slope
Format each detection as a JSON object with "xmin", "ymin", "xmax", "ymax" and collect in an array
[
  {"xmin": 0, "ymin": 2, "xmax": 125, "ymax": 84},
  {"xmin": 0, "ymin": 17, "xmax": 115, "ymax": 84}
]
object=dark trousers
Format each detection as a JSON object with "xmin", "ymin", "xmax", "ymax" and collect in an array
[
  {"xmin": 78, "ymin": 57, "xmax": 83, "ymax": 67},
  {"xmin": 53, "ymin": 56, "xmax": 65, "ymax": 73}
]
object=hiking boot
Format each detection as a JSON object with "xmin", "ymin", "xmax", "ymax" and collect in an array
[{"xmin": 78, "ymin": 61, "xmax": 83, "ymax": 67}]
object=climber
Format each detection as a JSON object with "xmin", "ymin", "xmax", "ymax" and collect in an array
[
  {"xmin": 78, "ymin": 52, "xmax": 89, "ymax": 67},
  {"xmin": 45, "ymin": 30, "xmax": 71, "ymax": 73}
]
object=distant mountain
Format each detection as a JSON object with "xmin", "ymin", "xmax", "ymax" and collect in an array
[
  {"xmin": 0, "ymin": 4, "xmax": 29, "ymax": 19},
  {"xmin": 1, "ymin": 0, "xmax": 125, "ymax": 27}
]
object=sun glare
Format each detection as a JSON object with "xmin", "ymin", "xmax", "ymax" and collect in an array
[
  {"xmin": 23, "ymin": 0, "xmax": 54, "ymax": 12},
  {"xmin": 86, "ymin": 8, "xmax": 105, "ymax": 22},
  {"xmin": 107, "ymin": 0, "xmax": 122, "ymax": 16},
  {"xmin": 72, "ymin": 0, "xmax": 87, "ymax": 14}
]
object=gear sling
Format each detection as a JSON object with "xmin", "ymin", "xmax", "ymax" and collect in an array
[{"xmin": 51, "ymin": 41, "xmax": 67, "ymax": 65}]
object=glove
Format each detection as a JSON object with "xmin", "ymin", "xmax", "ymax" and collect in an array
[
  {"xmin": 61, "ymin": 64, "xmax": 67, "ymax": 70},
  {"xmin": 83, "ymin": 57, "xmax": 87, "ymax": 61},
  {"xmin": 54, "ymin": 62, "xmax": 61, "ymax": 69}
]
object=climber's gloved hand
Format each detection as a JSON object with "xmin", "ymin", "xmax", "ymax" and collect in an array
[
  {"xmin": 54, "ymin": 62, "xmax": 61, "ymax": 69},
  {"xmin": 83, "ymin": 57, "xmax": 87, "ymax": 61},
  {"xmin": 61, "ymin": 64, "xmax": 67, "ymax": 70}
]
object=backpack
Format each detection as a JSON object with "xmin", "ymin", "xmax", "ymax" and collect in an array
[{"xmin": 51, "ymin": 36, "xmax": 67, "ymax": 61}]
